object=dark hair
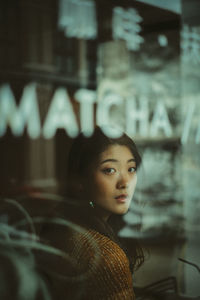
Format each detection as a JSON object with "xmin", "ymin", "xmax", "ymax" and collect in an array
[{"xmin": 65, "ymin": 126, "xmax": 144, "ymax": 272}]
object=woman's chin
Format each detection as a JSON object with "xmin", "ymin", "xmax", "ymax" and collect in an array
[{"xmin": 114, "ymin": 207, "xmax": 129, "ymax": 215}]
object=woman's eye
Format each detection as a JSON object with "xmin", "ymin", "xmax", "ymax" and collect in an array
[
  {"xmin": 103, "ymin": 168, "xmax": 115, "ymax": 174},
  {"xmin": 129, "ymin": 167, "xmax": 136, "ymax": 173}
]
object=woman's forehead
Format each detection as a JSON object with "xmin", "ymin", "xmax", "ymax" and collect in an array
[{"xmin": 99, "ymin": 144, "xmax": 134, "ymax": 161}]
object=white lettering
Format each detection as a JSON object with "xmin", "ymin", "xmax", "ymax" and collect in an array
[
  {"xmin": 195, "ymin": 120, "xmax": 200, "ymax": 144},
  {"xmin": 0, "ymin": 83, "xmax": 41, "ymax": 138},
  {"xmin": 150, "ymin": 101, "xmax": 172, "ymax": 137},
  {"xmin": 75, "ymin": 89, "xmax": 96, "ymax": 137},
  {"xmin": 126, "ymin": 96, "xmax": 149, "ymax": 137},
  {"xmin": 0, "ymin": 82, "xmax": 199, "ymax": 144},
  {"xmin": 43, "ymin": 88, "xmax": 78, "ymax": 138},
  {"xmin": 96, "ymin": 93, "xmax": 123, "ymax": 138},
  {"xmin": 181, "ymin": 102, "xmax": 195, "ymax": 144}
]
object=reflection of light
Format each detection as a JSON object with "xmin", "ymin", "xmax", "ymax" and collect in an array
[
  {"xmin": 158, "ymin": 34, "xmax": 168, "ymax": 47},
  {"xmin": 181, "ymin": 25, "xmax": 200, "ymax": 65},
  {"xmin": 136, "ymin": 0, "xmax": 181, "ymax": 14},
  {"xmin": 1, "ymin": 83, "xmax": 199, "ymax": 143},
  {"xmin": 0, "ymin": 83, "xmax": 41, "ymax": 139},
  {"xmin": 75, "ymin": 89, "xmax": 96, "ymax": 137},
  {"xmin": 112, "ymin": 7, "xmax": 143, "ymax": 51},
  {"xmin": 96, "ymin": 93, "xmax": 124, "ymax": 138},
  {"xmin": 58, "ymin": 0, "xmax": 97, "ymax": 39},
  {"xmin": 120, "ymin": 205, "xmax": 184, "ymax": 239},
  {"xmin": 43, "ymin": 88, "xmax": 79, "ymax": 138}
]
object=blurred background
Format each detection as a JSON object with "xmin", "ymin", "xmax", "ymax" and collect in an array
[{"xmin": 0, "ymin": 0, "xmax": 200, "ymax": 298}]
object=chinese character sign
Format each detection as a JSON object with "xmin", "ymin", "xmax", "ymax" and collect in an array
[
  {"xmin": 58, "ymin": 0, "xmax": 97, "ymax": 39},
  {"xmin": 112, "ymin": 7, "xmax": 144, "ymax": 51},
  {"xmin": 181, "ymin": 25, "xmax": 200, "ymax": 64}
]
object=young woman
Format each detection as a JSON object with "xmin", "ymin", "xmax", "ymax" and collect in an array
[{"xmin": 39, "ymin": 126, "xmax": 144, "ymax": 300}]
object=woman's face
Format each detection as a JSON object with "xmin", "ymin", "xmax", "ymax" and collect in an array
[{"xmin": 84, "ymin": 144, "xmax": 137, "ymax": 221}]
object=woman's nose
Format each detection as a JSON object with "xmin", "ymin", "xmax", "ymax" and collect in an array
[{"xmin": 116, "ymin": 173, "xmax": 129, "ymax": 189}]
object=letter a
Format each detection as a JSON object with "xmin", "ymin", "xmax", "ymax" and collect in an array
[
  {"xmin": 43, "ymin": 88, "xmax": 79, "ymax": 138},
  {"xmin": 150, "ymin": 101, "xmax": 172, "ymax": 137}
]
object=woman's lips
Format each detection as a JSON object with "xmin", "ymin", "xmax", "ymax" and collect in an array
[{"xmin": 115, "ymin": 194, "xmax": 128, "ymax": 203}]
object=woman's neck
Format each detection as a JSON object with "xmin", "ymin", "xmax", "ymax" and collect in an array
[{"xmin": 93, "ymin": 205, "xmax": 111, "ymax": 222}]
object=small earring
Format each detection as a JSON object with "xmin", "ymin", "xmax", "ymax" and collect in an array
[{"xmin": 89, "ymin": 201, "xmax": 94, "ymax": 208}]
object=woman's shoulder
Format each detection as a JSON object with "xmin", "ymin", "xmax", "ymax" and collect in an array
[
  {"xmin": 71, "ymin": 228, "xmax": 129, "ymax": 265},
  {"xmin": 72, "ymin": 228, "xmax": 112, "ymax": 247},
  {"xmin": 71, "ymin": 228, "xmax": 135, "ymax": 299},
  {"xmin": 39, "ymin": 225, "xmax": 134, "ymax": 299}
]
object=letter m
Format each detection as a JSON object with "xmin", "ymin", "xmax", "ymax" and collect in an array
[{"xmin": 0, "ymin": 83, "xmax": 41, "ymax": 138}]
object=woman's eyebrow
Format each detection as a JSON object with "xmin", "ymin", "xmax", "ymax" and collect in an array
[
  {"xmin": 100, "ymin": 159, "xmax": 118, "ymax": 165},
  {"xmin": 128, "ymin": 158, "xmax": 136, "ymax": 163},
  {"xmin": 100, "ymin": 158, "xmax": 136, "ymax": 165}
]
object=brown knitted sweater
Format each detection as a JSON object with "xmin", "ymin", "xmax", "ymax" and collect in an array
[
  {"xmin": 39, "ymin": 226, "xmax": 135, "ymax": 300},
  {"xmin": 67, "ymin": 228, "xmax": 135, "ymax": 300}
]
